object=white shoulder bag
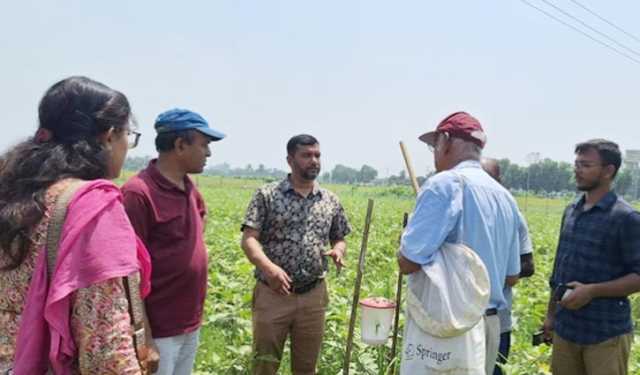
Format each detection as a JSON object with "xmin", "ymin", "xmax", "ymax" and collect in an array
[{"xmin": 400, "ymin": 173, "xmax": 490, "ymax": 375}]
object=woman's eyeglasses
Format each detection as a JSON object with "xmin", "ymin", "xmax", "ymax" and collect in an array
[{"xmin": 127, "ymin": 130, "xmax": 141, "ymax": 149}]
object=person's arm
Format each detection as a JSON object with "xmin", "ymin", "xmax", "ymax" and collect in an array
[
  {"xmin": 504, "ymin": 208, "xmax": 526, "ymax": 287},
  {"xmin": 543, "ymin": 207, "xmax": 570, "ymax": 342},
  {"xmin": 71, "ymin": 277, "xmax": 142, "ymax": 374},
  {"xmin": 504, "ymin": 239, "xmax": 520, "ymax": 287},
  {"xmin": 240, "ymin": 189, "xmax": 292, "ymax": 295},
  {"xmin": 397, "ymin": 250, "xmax": 421, "ymax": 275},
  {"xmin": 325, "ymin": 201, "xmax": 351, "ymax": 272},
  {"xmin": 140, "ymin": 303, "xmax": 159, "ymax": 373},
  {"xmin": 505, "ymin": 275, "xmax": 519, "ymax": 287},
  {"xmin": 542, "ymin": 290, "xmax": 557, "ymax": 342},
  {"xmin": 397, "ymin": 176, "xmax": 461, "ymax": 274},
  {"xmin": 241, "ymin": 227, "xmax": 291, "ymax": 295},
  {"xmin": 325, "ymin": 239, "xmax": 347, "ymax": 271},
  {"xmin": 518, "ymin": 212, "xmax": 535, "ymax": 277},
  {"xmin": 520, "ymin": 253, "xmax": 535, "ymax": 278},
  {"xmin": 560, "ymin": 274, "xmax": 640, "ymax": 310}
]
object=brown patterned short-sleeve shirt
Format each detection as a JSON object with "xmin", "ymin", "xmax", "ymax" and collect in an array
[{"xmin": 242, "ymin": 177, "xmax": 351, "ymax": 287}]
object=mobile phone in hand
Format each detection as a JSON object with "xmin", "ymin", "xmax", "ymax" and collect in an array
[
  {"xmin": 532, "ymin": 330, "xmax": 545, "ymax": 346},
  {"xmin": 532, "ymin": 330, "xmax": 552, "ymax": 346},
  {"xmin": 554, "ymin": 283, "xmax": 575, "ymax": 302}
]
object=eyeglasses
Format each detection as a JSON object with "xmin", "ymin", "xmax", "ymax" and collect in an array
[
  {"xmin": 127, "ymin": 130, "xmax": 141, "ymax": 149},
  {"xmin": 574, "ymin": 161, "xmax": 602, "ymax": 170}
]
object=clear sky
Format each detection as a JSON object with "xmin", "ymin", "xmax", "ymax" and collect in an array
[{"xmin": 2, "ymin": 1, "xmax": 639, "ymax": 176}]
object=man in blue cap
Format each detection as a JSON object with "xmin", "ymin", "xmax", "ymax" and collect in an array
[{"xmin": 122, "ymin": 108, "xmax": 225, "ymax": 375}]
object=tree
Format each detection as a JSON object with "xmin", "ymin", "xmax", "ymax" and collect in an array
[
  {"xmin": 616, "ymin": 168, "xmax": 634, "ymax": 197},
  {"xmin": 358, "ymin": 165, "xmax": 378, "ymax": 183},
  {"xmin": 331, "ymin": 164, "xmax": 359, "ymax": 184},
  {"xmin": 124, "ymin": 155, "xmax": 152, "ymax": 172},
  {"xmin": 320, "ymin": 171, "xmax": 332, "ymax": 183}
]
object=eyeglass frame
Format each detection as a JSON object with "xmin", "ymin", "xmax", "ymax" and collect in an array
[
  {"xmin": 427, "ymin": 132, "xmax": 451, "ymax": 153},
  {"xmin": 574, "ymin": 161, "xmax": 607, "ymax": 169},
  {"xmin": 127, "ymin": 129, "xmax": 141, "ymax": 149}
]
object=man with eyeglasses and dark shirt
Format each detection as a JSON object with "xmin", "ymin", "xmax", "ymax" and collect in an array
[{"xmin": 544, "ymin": 139, "xmax": 640, "ymax": 375}]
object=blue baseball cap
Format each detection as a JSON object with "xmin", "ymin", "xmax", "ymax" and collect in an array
[{"xmin": 154, "ymin": 108, "xmax": 226, "ymax": 141}]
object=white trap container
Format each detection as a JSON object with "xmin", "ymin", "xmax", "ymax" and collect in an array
[{"xmin": 359, "ymin": 297, "xmax": 396, "ymax": 345}]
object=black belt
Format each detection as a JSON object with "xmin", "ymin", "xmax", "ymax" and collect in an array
[
  {"xmin": 260, "ymin": 278, "xmax": 321, "ymax": 294},
  {"xmin": 485, "ymin": 308, "xmax": 498, "ymax": 316},
  {"xmin": 292, "ymin": 278, "xmax": 322, "ymax": 294}
]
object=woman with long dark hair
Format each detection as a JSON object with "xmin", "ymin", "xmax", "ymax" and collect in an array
[{"xmin": 0, "ymin": 76, "xmax": 154, "ymax": 374}]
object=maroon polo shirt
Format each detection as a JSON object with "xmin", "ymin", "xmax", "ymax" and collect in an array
[{"xmin": 121, "ymin": 160, "xmax": 208, "ymax": 338}]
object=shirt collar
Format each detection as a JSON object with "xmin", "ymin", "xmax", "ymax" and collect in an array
[
  {"xmin": 452, "ymin": 159, "xmax": 482, "ymax": 170},
  {"xmin": 147, "ymin": 159, "xmax": 193, "ymax": 194},
  {"xmin": 278, "ymin": 174, "xmax": 321, "ymax": 197},
  {"xmin": 574, "ymin": 191, "xmax": 617, "ymax": 211}
]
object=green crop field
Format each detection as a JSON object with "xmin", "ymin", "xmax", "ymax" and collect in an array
[{"xmin": 160, "ymin": 176, "xmax": 640, "ymax": 374}]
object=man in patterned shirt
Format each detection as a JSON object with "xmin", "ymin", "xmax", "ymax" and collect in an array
[
  {"xmin": 241, "ymin": 134, "xmax": 351, "ymax": 375},
  {"xmin": 544, "ymin": 139, "xmax": 640, "ymax": 375}
]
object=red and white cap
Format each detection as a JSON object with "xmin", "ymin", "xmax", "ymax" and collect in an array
[
  {"xmin": 419, "ymin": 111, "xmax": 487, "ymax": 149},
  {"xmin": 359, "ymin": 297, "xmax": 396, "ymax": 309}
]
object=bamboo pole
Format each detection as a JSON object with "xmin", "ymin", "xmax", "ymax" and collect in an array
[
  {"xmin": 388, "ymin": 142, "xmax": 421, "ymax": 373},
  {"xmin": 399, "ymin": 141, "xmax": 420, "ymax": 194},
  {"xmin": 389, "ymin": 212, "xmax": 409, "ymax": 371},
  {"xmin": 343, "ymin": 199, "xmax": 375, "ymax": 375}
]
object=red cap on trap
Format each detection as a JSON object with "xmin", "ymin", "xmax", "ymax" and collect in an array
[{"xmin": 359, "ymin": 297, "xmax": 396, "ymax": 309}]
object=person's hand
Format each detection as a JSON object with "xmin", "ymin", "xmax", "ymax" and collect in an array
[
  {"xmin": 265, "ymin": 264, "xmax": 292, "ymax": 295},
  {"xmin": 559, "ymin": 281, "xmax": 593, "ymax": 310},
  {"xmin": 139, "ymin": 339, "xmax": 160, "ymax": 374},
  {"xmin": 324, "ymin": 247, "xmax": 345, "ymax": 273},
  {"xmin": 542, "ymin": 315, "xmax": 554, "ymax": 344}
]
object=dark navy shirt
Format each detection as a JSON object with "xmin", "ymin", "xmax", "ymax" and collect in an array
[{"xmin": 550, "ymin": 191, "xmax": 640, "ymax": 345}]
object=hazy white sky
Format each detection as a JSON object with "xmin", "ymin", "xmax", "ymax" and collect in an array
[{"xmin": 2, "ymin": 1, "xmax": 639, "ymax": 176}]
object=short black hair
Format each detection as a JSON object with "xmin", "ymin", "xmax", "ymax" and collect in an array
[
  {"xmin": 287, "ymin": 134, "xmax": 319, "ymax": 156},
  {"xmin": 155, "ymin": 129, "xmax": 196, "ymax": 152},
  {"xmin": 575, "ymin": 138, "xmax": 622, "ymax": 178}
]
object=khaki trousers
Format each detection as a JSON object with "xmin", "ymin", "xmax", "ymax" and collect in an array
[
  {"xmin": 551, "ymin": 333, "xmax": 632, "ymax": 375},
  {"xmin": 252, "ymin": 280, "xmax": 329, "ymax": 375}
]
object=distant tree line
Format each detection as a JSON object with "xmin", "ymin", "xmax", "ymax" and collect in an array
[
  {"xmin": 497, "ymin": 158, "xmax": 638, "ymax": 197},
  {"xmin": 205, "ymin": 162, "xmax": 288, "ymax": 179},
  {"xmin": 123, "ymin": 156, "xmax": 640, "ymax": 198}
]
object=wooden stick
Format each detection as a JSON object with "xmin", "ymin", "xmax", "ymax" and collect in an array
[
  {"xmin": 399, "ymin": 141, "xmax": 420, "ymax": 195},
  {"xmin": 343, "ymin": 199, "xmax": 375, "ymax": 375},
  {"xmin": 389, "ymin": 212, "xmax": 409, "ymax": 372},
  {"xmin": 388, "ymin": 143, "xmax": 421, "ymax": 373}
]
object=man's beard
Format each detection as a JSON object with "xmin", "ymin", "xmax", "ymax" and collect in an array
[
  {"xmin": 301, "ymin": 167, "xmax": 320, "ymax": 181},
  {"xmin": 576, "ymin": 179, "xmax": 600, "ymax": 192}
]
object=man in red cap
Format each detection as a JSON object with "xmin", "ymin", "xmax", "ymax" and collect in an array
[{"xmin": 398, "ymin": 112, "xmax": 523, "ymax": 374}]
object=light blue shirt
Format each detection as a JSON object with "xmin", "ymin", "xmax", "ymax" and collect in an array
[
  {"xmin": 499, "ymin": 214, "xmax": 533, "ymax": 332},
  {"xmin": 401, "ymin": 160, "xmax": 522, "ymax": 310}
]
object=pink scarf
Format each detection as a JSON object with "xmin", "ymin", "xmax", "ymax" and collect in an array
[{"xmin": 12, "ymin": 180, "xmax": 151, "ymax": 375}]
